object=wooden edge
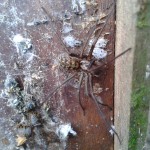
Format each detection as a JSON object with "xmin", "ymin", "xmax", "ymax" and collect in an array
[{"xmin": 114, "ymin": 0, "xmax": 138, "ymax": 149}]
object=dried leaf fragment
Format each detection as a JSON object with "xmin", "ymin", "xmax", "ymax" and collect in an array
[{"xmin": 16, "ymin": 135, "xmax": 27, "ymax": 146}]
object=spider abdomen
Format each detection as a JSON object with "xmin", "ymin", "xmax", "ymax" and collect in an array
[{"xmin": 59, "ymin": 54, "xmax": 81, "ymax": 70}]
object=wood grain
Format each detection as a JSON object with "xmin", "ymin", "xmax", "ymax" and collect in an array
[
  {"xmin": 0, "ymin": 0, "xmax": 115, "ymax": 149},
  {"xmin": 115, "ymin": 0, "xmax": 137, "ymax": 149}
]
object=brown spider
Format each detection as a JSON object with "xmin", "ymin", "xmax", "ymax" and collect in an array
[{"xmin": 41, "ymin": 4, "xmax": 131, "ymax": 144}]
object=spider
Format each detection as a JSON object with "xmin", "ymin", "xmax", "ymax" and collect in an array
[{"xmin": 41, "ymin": 3, "xmax": 131, "ymax": 144}]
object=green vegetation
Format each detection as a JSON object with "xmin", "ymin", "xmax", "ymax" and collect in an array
[
  {"xmin": 128, "ymin": 1, "xmax": 150, "ymax": 149},
  {"xmin": 137, "ymin": 1, "xmax": 150, "ymax": 28},
  {"xmin": 129, "ymin": 85, "xmax": 149, "ymax": 150}
]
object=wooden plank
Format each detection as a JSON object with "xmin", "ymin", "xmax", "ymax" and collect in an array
[
  {"xmin": 114, "ymin": 0, "xmax": 137, "ymax": 149},
  {"xmin": 0, "ymin": 0, "xmax": 116, "ymax": 149}
]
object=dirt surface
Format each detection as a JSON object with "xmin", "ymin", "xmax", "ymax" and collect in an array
[{"xmin": 0, "ymin": 0, "xmax": 116, "ymax": 149}]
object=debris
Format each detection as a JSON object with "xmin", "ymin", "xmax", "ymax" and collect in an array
[
  {"xmin": 16, "ymin": 135, "xmax": 27, "ymax": 146},
  {"xmin": 93, "ymin": 83, "xmax": 103, "ymax": 94},
  {"xmin": 63, "ymin": 35, "xmax": 82, "ymax": 47},
  {"xmin": 27, "ymin": 18, "xmax": 49, "ymax": 26},
  {"xmin": 109, "ymin": 125, "xmax": 115, "ymax": 135},
  {"xmin": 56, "ymin": 123, "xmax": 77, "ymax": 148},
  {"xmin": 89, "ymin": 37, "xmax": 108, "ymax": 59},
  {"xmin": 62, "ymin": 22, "xmax": 73, "ymax": 34},
  {"xmin": 56, "ymin": 123, "xmax": 77, "ymax": 141},
  {"xmin": 13, "ymin": 34, "xmax": 32, "ymax": 54},
  {"xmin": 63, "ymin": 11, "xmax": 72, "ymax": 20},
  {"xmin": 72, "ymin": 0, "xmax": 86, "ymax": 15}
]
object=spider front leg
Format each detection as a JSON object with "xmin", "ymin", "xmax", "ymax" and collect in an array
[{"xmin": 47, "ymin": 73, "xmax": 77, "ymax": 100}]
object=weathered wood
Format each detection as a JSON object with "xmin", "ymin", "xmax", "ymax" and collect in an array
[
  {"xmin": 114, "ymin": 0, "xmax": 137, "ymax": 149},
  {"xmin": 0, "ymin": 0, "xmax": 116, "ymax": 149}
]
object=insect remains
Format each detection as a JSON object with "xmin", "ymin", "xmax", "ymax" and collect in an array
[
  {"xmin": 17, "ymin": 124, "xmax": 32, "ymax": 137},
  {"xmin": 16, "ymin": 135, "xmax": 27, "ymax": 147}
]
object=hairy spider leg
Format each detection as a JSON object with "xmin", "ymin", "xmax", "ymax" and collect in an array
[
  {"xmin": 41, "ymin": 7, "xmax": 70, "ymax": 54},
  {"xmin": 79, "ymin": 1, "xmax": 115, "ymax": 65},
  {"xmin": 87, "ymin": 6, "xmax": 115, "ymax": 60},
  {"xmin": 88, "ymin": 73, "xmax": 121, "ymax": 144},
  {"xmin": 84, "ymin": 72, "xmax": 112, "ymax": 110},
  {"xmin": 47, "ymin": 73, "xmax": 77, "ymax": 100},
  {"xmin": 79, "ymin": 25, "xmax": 97, "ymax": 58},
  {"xmin": 84, "ymin": 73, "xmax": 89, "ymax": 97},
  {"xmin": 90, "ymin": 48, "xmax": 131, "ymax": 74},
  {"xmin": 79, "ymin": 2, "xmax": 115, "ymax": 59},
  {"xmin": 77, "ymin": 72, "xmax": 85, "ymax": 115}
]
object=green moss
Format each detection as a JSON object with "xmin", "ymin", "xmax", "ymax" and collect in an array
[
  {"xmin": 137, "ymin": 1, "xmax": 150, "ymax": 28},
  {"xmin": 128, "ymin": 1, "xmax": 150, "ymax": 149},
  {"xmin": 129, "ymin": 85, "xmax": 149, "ymax": 150},
  {"xmin": 131, "ymin": 85, "xmax": 149, "ymax": 109}
]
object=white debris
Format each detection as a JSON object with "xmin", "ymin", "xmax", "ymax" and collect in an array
[
  {"xmin": 145, "ymin": 64, "xmax": 150, "ymax": 79},
  {"xmin": 63, "ymin": 35, "xmax": 82, "ymax": 47},
  {"xmin": 56, "ymin": 123, "xmax": 77, "ymax": 141},
  {"xmin": 72, "ymin": 0, "xmax": 86, "ymax": 14},
  {"xmin": 13, "ymin": 34, "xmax": 32, "ymax": 54},
  {"xmin": 146, "ymin": 64, "xmax": 150, "ymax": 72},
  {"xmin": 78, "ymin": 0, "xmax": 86, "ymax": 13},
  {"xmin": 27, "ymin": 22, "xmax": 35, "ymax": 26},
  {"xmin": 92, "ymin": 48, "xmax": 107, "ymax": 59},
  {"xmin": 89, "ymin": 37, "xmax": 108, "ymax": 59},
  {"xmin": 94, "ymin": 38, "xmax": 108, "ymax": 48},
  {"xmin": 25, "ymin": 53, "xmax": 40, "ymax": 63},
  {"xmin": 0, "ymin": 14, "xmax": 6, "ymax": 23},
  {"xmin": 0, "ymin": 60, "xmax": 5, "ymax": 69},
  {"xmin": 62, "ymin": 22, "xmax": 73, "ymax": 34},
  {"xmin": 80, "ymin": 60, "xmax": 90, "ymax": 70},
  {"xmin": 109, "ymin": 125, "xmax": 115, "ymax": 135},
  {"xmin": 13, "ymin": 34, "xmax": 24, "ymax": 43},
  {"xmin": 9, "ymin": 7, "xmax": 25, "ymax": 27},
  {"xmin": 4, "ymin": 75, "xmax": 17, "ymax": 90},
  {"xmin": 42, "ymin": 33, "xmax": 52, "ymax": 42},
  {"xmin": 63, "ymin": 11, "xmax": 72, "ymax": 20},
  {"xmin": 27, "ymin": 19, "xmax": 48, "ymax": 26}
]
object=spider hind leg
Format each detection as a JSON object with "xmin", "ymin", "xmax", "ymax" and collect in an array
[
  {"xmin": 88, "ymin": 73, "xmax": 121, "ymax": 144},
  {"xmin": 77, "ymin": 72, "xmax": 85, "ymax": 115}
]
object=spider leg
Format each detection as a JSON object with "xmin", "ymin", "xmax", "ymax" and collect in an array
[
  {"xmin": 87, "ymin": 58, "xmax": 96, "ymax": 69},
  {"xmin": 47, "ymin": 73, "xmax": 77, "ymax": 99},
  {"xmin": 90, "ymin": 48, "xmax": 131, "ymax": 74},
  {"xmin": 88, "ymin": 73, "xmax": 112, "ymax": 110},
  {"xmin": 77, "ymin": 72, "xmax": 85, "ymax": 115},
  {"xmin": 84, "ymin": 73, "xmax": 89, "ymax": 97},
  {"xmin": 79, "ymin": 25, "xmax": 97, "ymax": 58},
  {"xmin": 87, "ymin": 4, "xmax": 115, "ymax": 60},
  {"xmin": 41, "ymin": 6, "xmax": 70, "ymax": 54},
  {"xmin": 88, "ymin": 73, "xmax": 121, "ymax": 144},
  {"xmin": 85, "ymin": 72, "xmax": 112, "ymax": 109}
]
